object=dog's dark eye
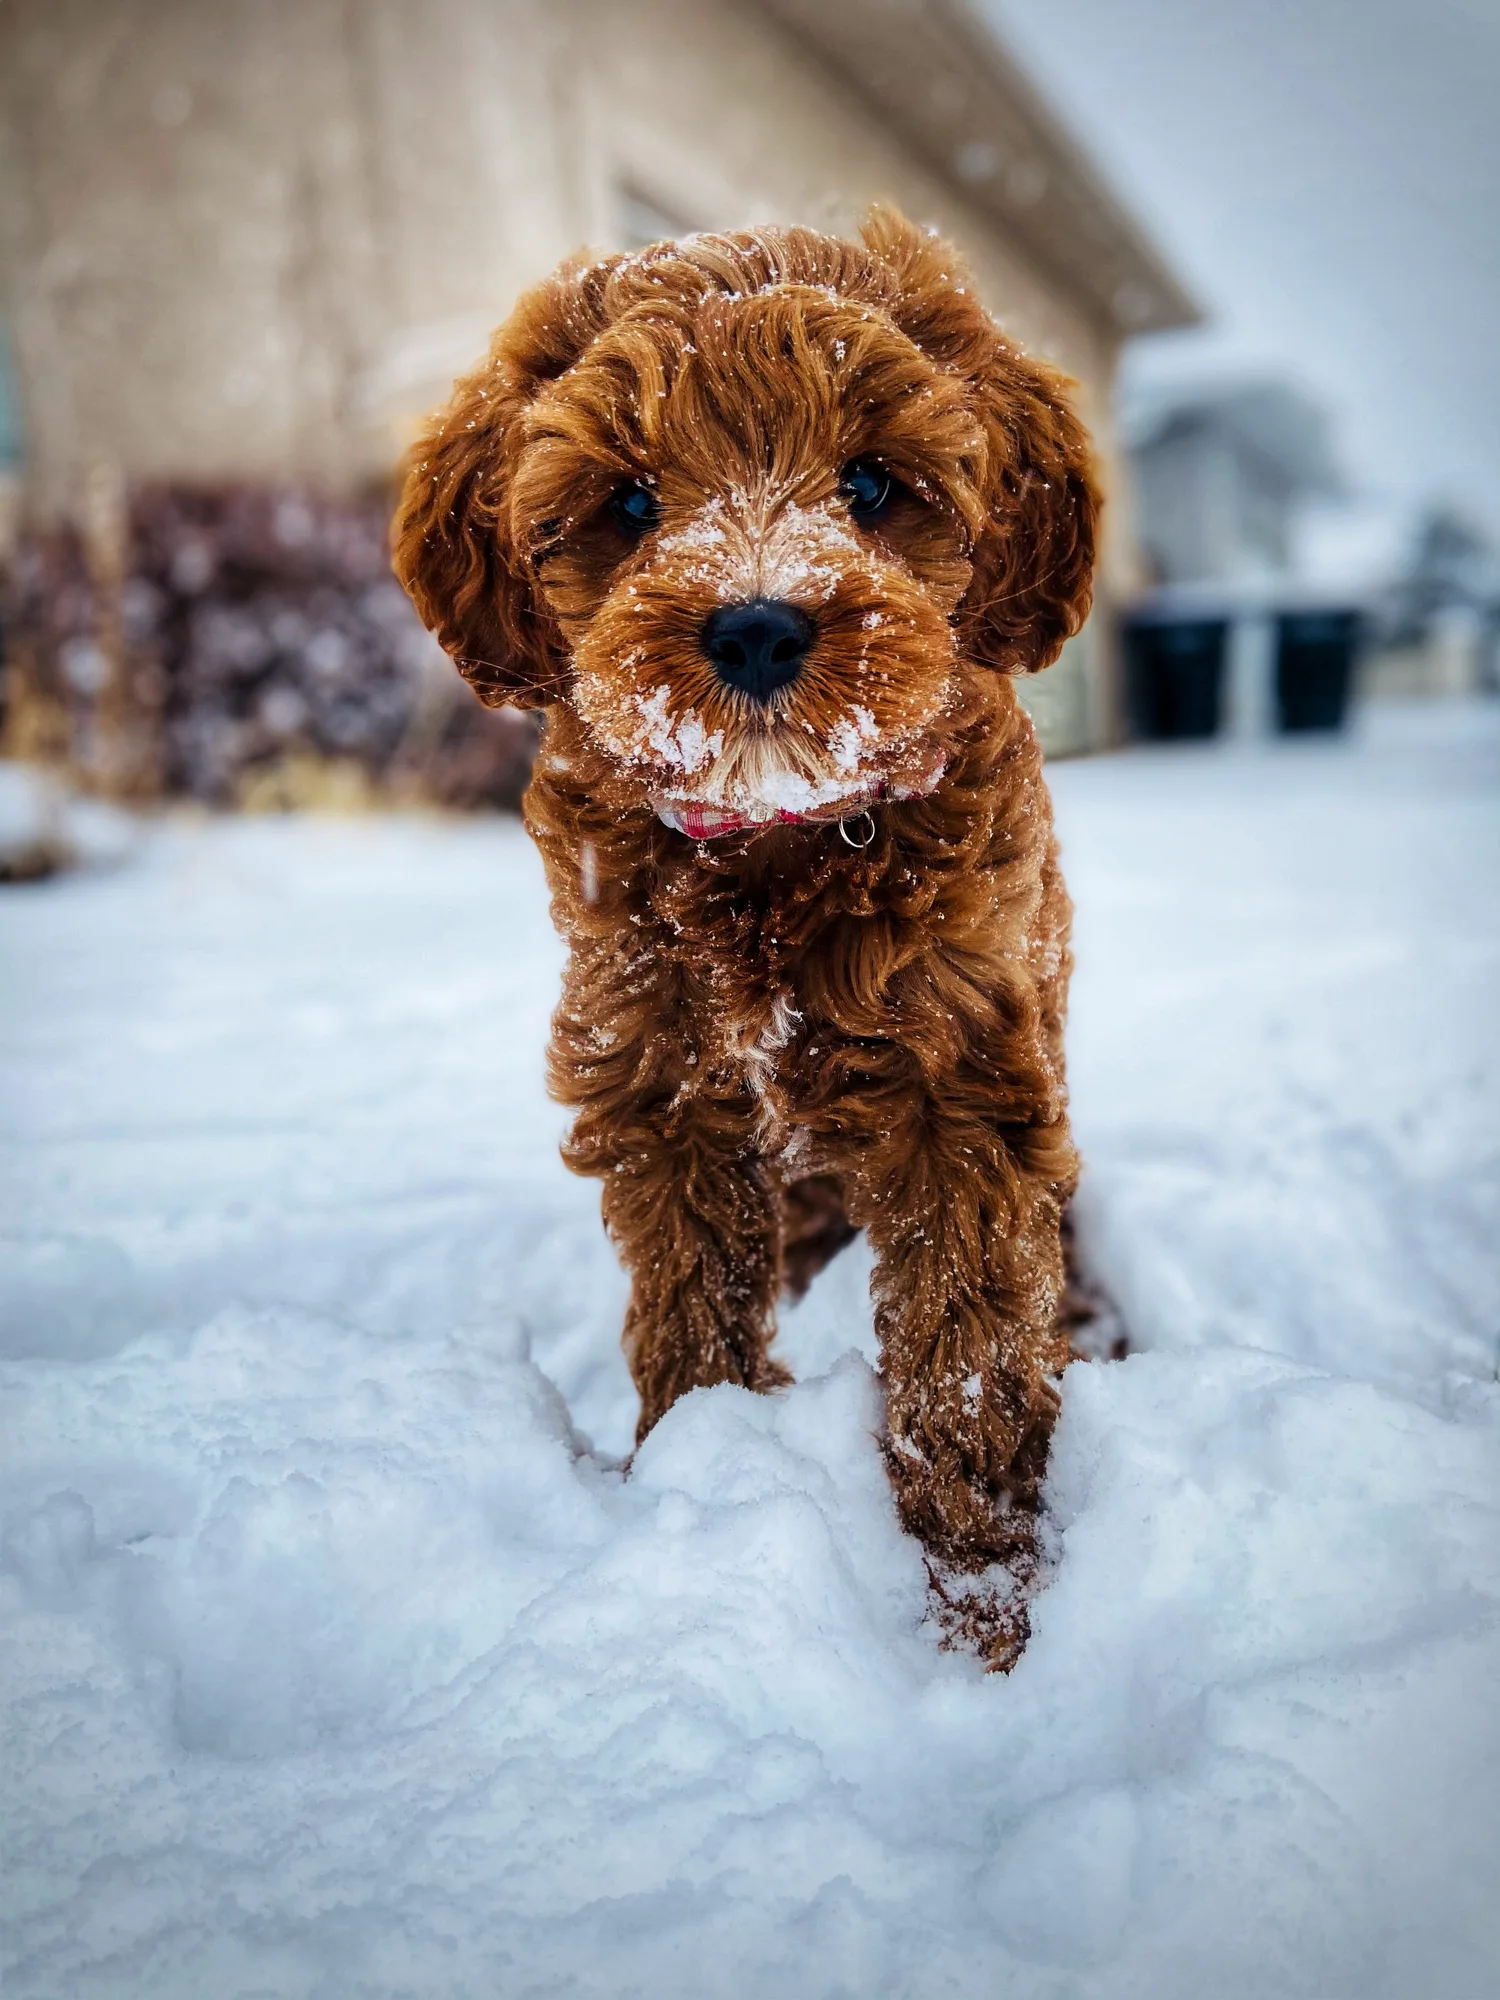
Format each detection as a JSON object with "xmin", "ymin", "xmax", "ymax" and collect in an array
[
  {"xmin": 610, "ymin": 481, "xmax": 661, "ymax": 534},
  {"xmin": 838, "ymin": 458, "xmax": 894, "ymax": 521}
]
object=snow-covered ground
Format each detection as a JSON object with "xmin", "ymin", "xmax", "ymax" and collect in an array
[
  {"xmin": 0, "ymin": 762, "xmax": 136, "ymax": 884},
  {"xmin": 3, "ymin": 702, "xmax": 1498, "ymax": 2000}
]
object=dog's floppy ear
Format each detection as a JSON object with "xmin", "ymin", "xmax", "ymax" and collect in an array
[
  {"xmin": 861, "ymin": 207, "xmax": 1100, "ymax": 675},
  {"xmin": 392, "ymin": 259, "xmax": 619, "ymax": 708}
]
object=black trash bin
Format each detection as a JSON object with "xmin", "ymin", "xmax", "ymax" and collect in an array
[
  {"xmin": 1275, "ymin": 610, "xmax": 1361, "ymax": 732},
  {"xmin": 1123, "ymin": 618, "xmax": 1229, "ymax": 740}
]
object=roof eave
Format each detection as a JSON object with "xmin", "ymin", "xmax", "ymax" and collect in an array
[{"xmin": 751, "ymin": 0, "xmax": 1201, "ymax": 339}]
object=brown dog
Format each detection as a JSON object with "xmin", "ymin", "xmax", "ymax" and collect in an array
[{"xmin": 394, "ymin": 209, "xmax": 1098, "ymax": 1663}]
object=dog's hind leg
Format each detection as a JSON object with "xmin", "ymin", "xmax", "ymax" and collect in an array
[
  {"xmin": 1058, "ymin": 1201, "xmax": 1129, "ymax": 1362},
  {"xmin": 779, "ymin": 1173, "xmax": 858, "ymax": 1301}
]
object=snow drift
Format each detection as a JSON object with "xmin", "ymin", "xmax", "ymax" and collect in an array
[{"xmin": 2, "ymin": 703, "xmax": 1497, "ymax": 1998}]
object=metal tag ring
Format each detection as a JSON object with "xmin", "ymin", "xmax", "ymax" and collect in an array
[{"xmin": 838, "ymin": 809, "xmax": 877, "ymax": 849}]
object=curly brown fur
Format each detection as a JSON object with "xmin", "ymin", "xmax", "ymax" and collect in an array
[{"xmin": 394, "ymin": 209, "xmax": 1099, "ymax": 1664}]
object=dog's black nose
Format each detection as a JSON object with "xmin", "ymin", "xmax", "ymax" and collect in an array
[{"xmin": 701, "ymin": 599, "xmax": 814, "ymax": 701}]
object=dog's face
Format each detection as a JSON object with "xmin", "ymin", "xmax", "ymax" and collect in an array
[
  {"xmin": 518, "ymin": 285, "xmax": 987, "ymax": 816},
  {"xmin": 395, "ymin": 210, "xmax": 1098, "ymax": 820}
]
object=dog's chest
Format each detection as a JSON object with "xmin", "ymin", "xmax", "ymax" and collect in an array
[
  {"xmin": 655, "ymin": 848, "xmax": 897, "ymax": 1147},
  {"xmin": 713, "ymin": 985, "xmax": 805, "ymax": 1143},
  {"xmin": 664, "ymin": 876, "xmax": 819, "ymax": 1121},
  {"xmin": 722, "ymin": 985, "xmax": 800, "ymax": 1081}
]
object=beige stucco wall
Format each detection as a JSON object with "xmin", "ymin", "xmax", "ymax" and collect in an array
[
  {"xmin": 1, "ymin": 0, "xmax": 1121, "ymax": 486},
  {"xmin": 0, "ymin": 0, "xmax": 580, "ymax": 506},
  {"xmin": 0, "ymin": 0, "xmax": 1134, "ymax": 744}
]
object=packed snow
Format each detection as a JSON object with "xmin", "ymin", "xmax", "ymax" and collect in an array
[{"xmin": 2, "ymin": 702, "xmax": 1497, "ymax": 1999}]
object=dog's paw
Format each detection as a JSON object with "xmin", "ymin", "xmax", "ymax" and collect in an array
[
  {"xmin": 924, "ymin": 1557, "xmax": 1039, "ymax": 1674},
  {"xmin": 754, "ymin": 1352, "xmax": 795, "ymax": 1394},
  {"xmin": 884, "ymin": 1399, "xmax": 1056, "ymax": 1670}
]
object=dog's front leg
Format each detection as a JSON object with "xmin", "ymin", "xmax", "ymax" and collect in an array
[
  {"xmin": 606, "ymin": 1106, "xmax": 790, "ymax": 1444},
  {"xmin": 549, "ymin": 943, "xmax": 788, "ymax": 1444},
  {"xmin": 836, "ymin": 1058, "xmax": 1075, "ymax": 1649}
]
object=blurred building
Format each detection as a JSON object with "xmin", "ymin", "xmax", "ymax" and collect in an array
[
  {"xmin": 1119, "ymin": 379, "xmax": 1498, "ymax": 730},
  {"xmin": 1123, "ymin": 381, "xmax": 1340, "ymax": 589},
  {"xmin": 1, "ymin": 0, "xmax": 1195, "ymax": 762},
  {"xmin": 1365, "ymin": 506, "xmax": 1500, "ymax": 699}
]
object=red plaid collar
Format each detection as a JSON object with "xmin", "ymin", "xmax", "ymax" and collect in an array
[{"xmin": 655, "ymin": 796, "xmax": 871, "ymax": 840}]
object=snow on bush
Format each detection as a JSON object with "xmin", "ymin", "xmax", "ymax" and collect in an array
[
  {"xmin": 0, "ymin": 761, "xmax": 135, "ymax": 882},
  {"xmin": 4, "ymin": 489, "xmax": 538, "ymax": 809},
  {"xmin": 2, "ymin": 704, "xmax": 1497, "ymax": 1998}
]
